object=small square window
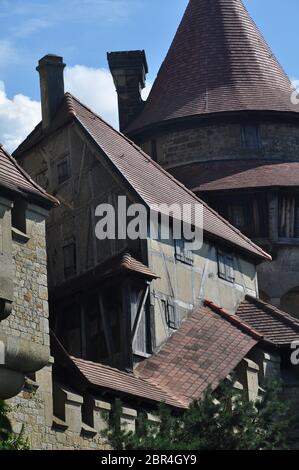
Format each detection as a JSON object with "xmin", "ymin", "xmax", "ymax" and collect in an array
[
  {"xmin": 63, "ymin": 242, "xmax": 76, "ymax": 278},
  {"xmin": 217, "ymin": 250, "xmax": 235, "ymax": 283},
  {"xmin": 57, "ymin": 158, "xmax": 70, "ymax": 185},
  {"xmin": 175, "ymin": 238, "xmax": 193, "ymax": 265},
  {"xmin": 241, "ymin": 125, "xmax": 260, "ymax": 150}
]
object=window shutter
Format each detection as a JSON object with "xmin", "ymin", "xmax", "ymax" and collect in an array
[
  {"xmin": 226, "ymin": 255, "xmax": 235, "ymax": 283},
  {"xmin": 175, "ymin": 238, "xmax": 193, "ymax": 265},
  {"xmin": 217, "ymin": 250, "xmax": 234, "ymax": 283},
  {"xmin": 217, "ymin": 251, "xmax": 226, "ymax": 280},
  {"xmin": 167, "ymin": 301, "xmax": 179, "ymax": 330}
]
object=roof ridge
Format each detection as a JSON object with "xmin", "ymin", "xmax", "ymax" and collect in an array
[
  {"xmin": 245, "ymin": 295, "xmax": 299, "ymax": 331},
  {"xmin": 70, "ymin": 94, "xmax": 270, "ymax": 261},
  {"xmin": 204, "ymin": 299, "xmax": 264, "ymax": 342}
]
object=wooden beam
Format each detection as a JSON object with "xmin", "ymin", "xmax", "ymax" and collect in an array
[
  {"xmin": 132, "ymin": 284, "xmax": 150, "ymax": 343},
  {"xmin": 76, "ymin": 142, "xmax": 87, "ymax": 198}
]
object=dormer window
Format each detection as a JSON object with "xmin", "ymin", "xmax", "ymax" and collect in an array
[
  {"xmin": 57, "ymin": 157, "xmax": 70, "ymax": 185},
  {"xmin": 241, "ymin": 125, "xmax": 261, "ymax": 150}
]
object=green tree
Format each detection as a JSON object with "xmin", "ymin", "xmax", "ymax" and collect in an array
[
  {"xmin": 104, "ymin": 380, "xmax": 291, "ymax": 450},
  {"xmin": 0, "ymin": 401, "xmax": 29, "ymax": 450}
]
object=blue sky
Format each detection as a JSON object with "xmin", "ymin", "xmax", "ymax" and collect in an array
[{"xmin": 0, "ymin": 0, "xmax": 299, "ymax": 151}]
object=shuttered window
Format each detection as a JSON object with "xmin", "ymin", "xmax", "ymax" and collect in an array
[
  {"xmin": 175, "ymin": 238, "xmax": 193, "ymax": 265},
  {"xmin": 162, "ymin": 299, "xmax": 180, "ymax": 330},
  {"xmin": 217, "ymin": 250, "xmax": 235, "ymax": 283}
]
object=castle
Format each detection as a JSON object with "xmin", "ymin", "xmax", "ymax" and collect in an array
[{"xmin": 1, "ymin": 0, "xmax": 299, "ymax": 450}]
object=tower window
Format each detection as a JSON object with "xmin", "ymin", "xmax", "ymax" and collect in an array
[
  {"xmin": 63, "ymin": 242, "xmax": 76, "ymax": 278},
  {"xmin": 57, "ymin": 158, "xmax": 70, "ymax": 184},
  {"xmin": 241, "ymin": 125, "xmax": 261, "ymax": 150}
]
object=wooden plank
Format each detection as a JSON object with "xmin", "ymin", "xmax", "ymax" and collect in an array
[{"xmin": 132, "ymin": 284, "xmax": 150, "ymax": 343}]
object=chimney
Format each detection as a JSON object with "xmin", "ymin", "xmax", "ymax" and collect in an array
[
  {"xmin": 37, "ymin": 54, "xmax": 66, "ymax": 129},
  {"xmin": 107, "ymin": 50, "xmax": 148, "ymax": 132}
]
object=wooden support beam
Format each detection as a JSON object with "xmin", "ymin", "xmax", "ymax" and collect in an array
[
  {"xmin": 76, "ymin": 142, "xmax": 87, "ymax": 198},
  {"xmin": 132, "ymin": 284, "xmax": 150, "ymax": 343}
]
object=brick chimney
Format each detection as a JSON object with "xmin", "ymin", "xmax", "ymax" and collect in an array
[
  {"xmin": 107, "ymin": 50, "xmax": 148, "ymax": 132},
  {"xmin": 37, "ymin": 54, "xmax": 66, "ymax": 129}
]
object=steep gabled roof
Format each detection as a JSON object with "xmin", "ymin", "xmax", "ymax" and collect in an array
[
  {"xmin": 14, "ymin": 93, "xmax": 270, "ymax": 261},
  {"xmin": 0, "ymin": 144, "xmax": 58, "ymax": 207},
  {"xmin": 127, "ymin": 0, "xmax": 298, "ymax": 133},
  {"xmin": 237, "ymin": 296, "xmax": 299, "ymax": 346},
  {"xmin": 54, "ymin": 302, "xmax": 259, "ymax": 409}
]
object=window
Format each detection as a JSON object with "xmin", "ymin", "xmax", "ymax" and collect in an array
[
  {"xmin": 217, "ymin": 250, "xmax": 235, "ymax": 283},
  {"xmin": 63, "ymin": 242, "xmax": 76, "ymax": 278},
  {"xmin": 57, "ymin": 158, "xmax": 70, "ymax": 184},
  {"xmin": 131, "ymin": 288, "xmax": 148, "ymax": 355},
  {"xmin": 241, "ymin": 125, "xmax": 260, "ymax": 150},
  {"xmin": 162, "ymin": 299, "xmax": 179, "ymax": 330},
  {"xmin": 175, "ymin": 238, "xmax": 193, "ymax": 265},
  {"xmin": 12, "ymin": 198, "xmax": 27, "ymax": 234}
]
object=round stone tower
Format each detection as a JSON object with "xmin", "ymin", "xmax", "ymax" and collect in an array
[{"xmin": 108, "ymin": 0, "xmax": 299, "ymax": 317}]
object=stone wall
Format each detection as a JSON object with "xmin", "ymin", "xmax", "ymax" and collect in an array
[{"xmin": 139, "ymin": 121, "xmax": 299, "ymax": 168}]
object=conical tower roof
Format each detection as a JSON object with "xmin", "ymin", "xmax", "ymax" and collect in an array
[{"xmin": 127, "ymin": 0, "xmax": 298, "ymax": 133}]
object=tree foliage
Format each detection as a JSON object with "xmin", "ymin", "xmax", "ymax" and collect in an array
[
  {"xmin": 104, "ymin": 380, "xmax": 292, "ymax": 450},
  {"xmin": 0, "ymin": 401, "xmax": 29, "ymax": 450}
]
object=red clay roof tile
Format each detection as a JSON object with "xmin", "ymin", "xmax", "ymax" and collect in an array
[
  {"xmin": 0, "ymin": 144, "xmax": 58, "ymax": 206},
  {"xmin": 70, "ymin": 302, "xmax": 258, "ymax": 408},
  {"xmin": 236, "ymin": 296, "xmax": 299, "ymax": 346}
]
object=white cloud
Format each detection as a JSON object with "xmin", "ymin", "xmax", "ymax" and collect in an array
[
  {"xmin": 0, "ymin": 65, "xmax": 153, "ymax": 153},
  {"xmin": 0, "ymin": 81, "xmax": 41, "ymax": 152},
  {"xmin": 0, "ymin": 40, "xmax": 17, "ymax": 66},
  {"xmin": 65, "ymin": 64, "xmax": 152, "ymax": 129},
  {"xmin": 65, "ymin": 65, "xmax": 119, "ymax": 128},
  {"xmin": 11, "ymin": 18, "xmax": 53, "ymax": 39}
]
